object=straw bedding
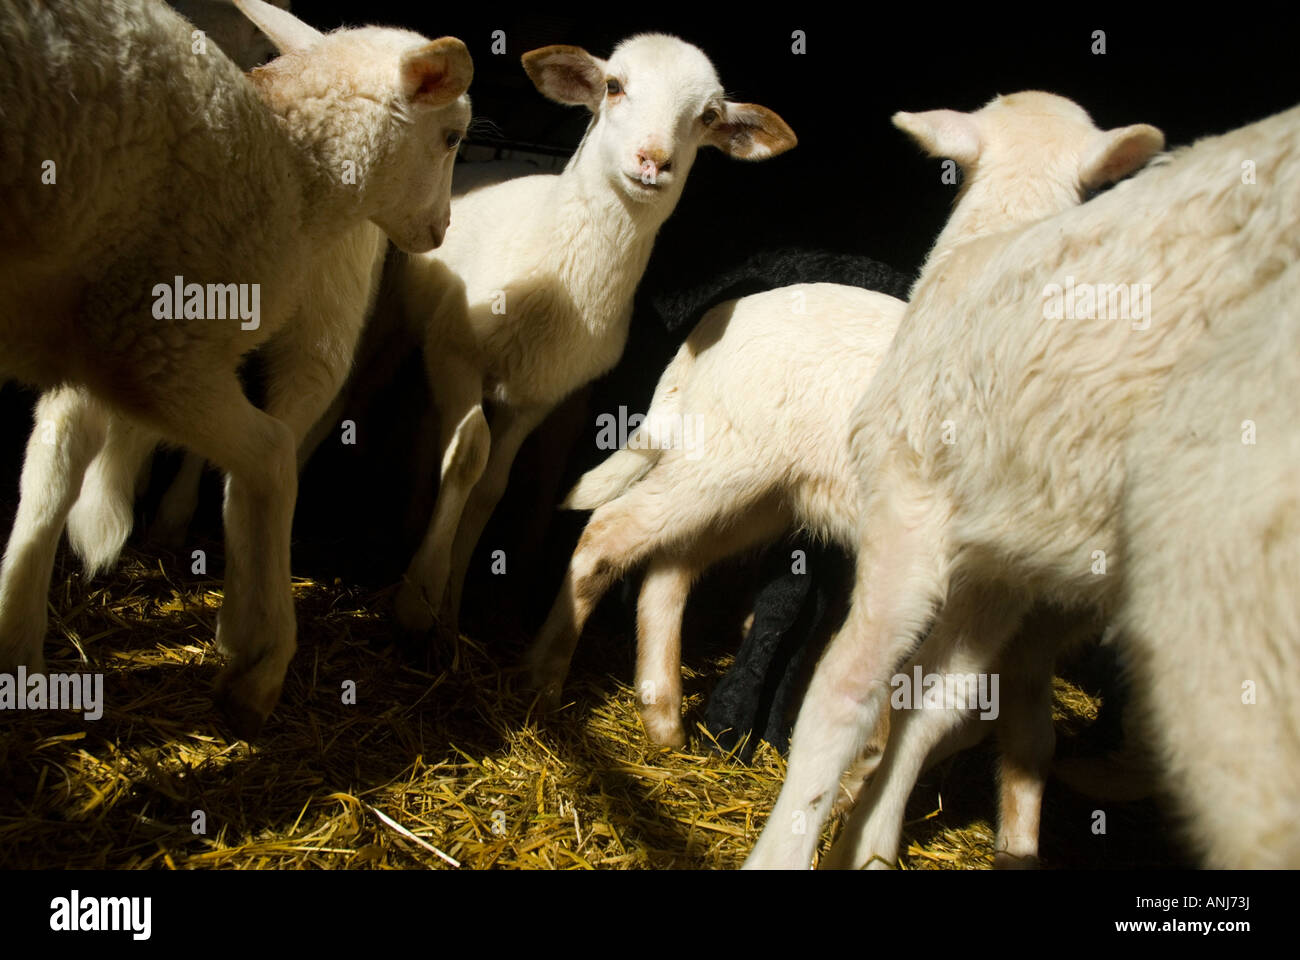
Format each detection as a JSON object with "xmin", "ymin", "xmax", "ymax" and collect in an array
[{"xmin": 0, "ymin": 539, "xmax": 1184, "ymax": 870}]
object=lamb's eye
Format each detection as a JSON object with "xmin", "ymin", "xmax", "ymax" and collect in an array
[
  {"xmin": 701, "ymin": 108, "xmax": 718, "ymax": 127},
  {"xmin": 606, "ymin": 78, "xmax": 622, "ymax": 96},
  {"xmin": 446, "ymin": 131, "xmax": 462, "ymax": 149}
]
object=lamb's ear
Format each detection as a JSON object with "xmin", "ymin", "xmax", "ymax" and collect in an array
[
  {"xmin": 1080, "ymin": 123, "xmax": 1165, "ymax": 189},
  {"xmin": 402, "ymin": 38, "xmax": 473, "ymax": 107},
  {"xmin": 704, "ymin": 102, "xmax": 797, "ymax": 160},
  {"xmin": 522, "ymin": 45, "xmax": 607, "ymax": 110},
  {"xmin": 231, "ymin": 0, "xmax": 323, "ymax": 55},
  {"xmin": 893, "ymin": 109, "xmax": 981, "ymax": 167}
]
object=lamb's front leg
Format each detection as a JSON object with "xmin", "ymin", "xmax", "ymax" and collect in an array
[
  {"xmin": 395, "ymin": 354, "xmax": 488, "ymax": 635},
  {"xmin": 821, "ymin": 583, "xmax": 1028, "ymax": 870},
  {"xmin": 0, "ymin": 386, "xmax": 109, "ymax": 672},
  {"xmin": 991, "ymin": 607, "xmax": 1098, "ymax": 867},
  {"xmin": 153, "ymin": 271, "xmax": 378, "ymax": 546},
  {"xmin": 745, "ymin": 472, "xmax": 953, "ymax": 869},
  {"xmin": 146, "ymin": 377, "xmax": 299, "ymax": 739},
  {"xmin": 441, "ymin": 403, "xmax": 550, "ymax": 638}
]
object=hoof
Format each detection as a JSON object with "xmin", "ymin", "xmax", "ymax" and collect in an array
[
  {"xmin": 535, "ymin": 684, "xmax": 564, "ymax": 712},
  {"xmin": 640, "ymin": 709, "xmax": 686, "ymax": 749},
  {"xmin": 389, "ymin": 621, "xmax": 435, "ymax": 666},
  {"xmin": 393, "ymin": 580, "xmax": 438, "ymax": 635},
  {"xmin": 0, "ymin": 644, "xmax": 46, "ymax": 677},
  {"xmin": 527, "ymin": 672, "xmax": 565, "ymax": 712},
  {"xmin": 522, "ymin": 648, "xmax": 569, "ymax": 710},
  {"xmin": 704, "ymin": 720, "xmax": 743, "ymax": 756},
  {"xmin": 215, "ymin": 684, "xmax": 269, "ymax": 741},
  {"xmin": 214, "ymin": 661, "xmax": 283, "ymax": 741},
  {"xmin": 433, "ymin": 615, "xmax": 459, "ymax": 648},
  {"xmin": 993, "ymin": 850, "xmax": 1041, "ymax": 870}
]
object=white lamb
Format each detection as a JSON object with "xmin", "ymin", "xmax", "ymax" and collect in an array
[
  {"xmin": 390, "ymin": 35, "xmax": 797, "ymax": 639},
  {"xmin": 529, "ymin": 92, "xmax": 1162, "ymax": 863},
  {"xmin": 56, "ymin": 217, "xmax": 387, "ymax": 576},
  {"xmin": 1116, "ymin": 272, "xmax": 1300, "ymax": 867},
  {"xmin": 0, "ymin": 0, "xmax": 472, "ymax": 736},
  {"xmin": 746, "ymin": 101, "xmax": 1300, "ymax": 869},
  {"xmin": 528, "ymin": 282, "xmax": 904, "ymax": 748},
  {"xmin": 71, "ymin": 0, "xmax": 364, "ymax": 557}
]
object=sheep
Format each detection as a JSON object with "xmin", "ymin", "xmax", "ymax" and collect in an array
[
  {"xmin": 135, "ymin": 111, "xmax": 550, "ymax": 553},
  {"xmin": 745, "ymin": 101, "xmax": 1299, "ymax": 869},
  {"xmin": 529, "ymin": 282, "xmax": 905, "ymax": 748},
  {"xmin": 592, "ymin": 247, "xmax": 912, "ymax": 758},
  {"xmin": 1116, "ymin": 274, "xmax": 1300, "ymax": 867},
  {"xmin": 533, "ymin": 97, "xmax": 1164, "ymax": 868},
  {"xmin": 0, "ymin": 0, "xmax": 473, "ymax": 736},
  {"xmin": 390, "ymin": 35, "xmax": 798, "ymax": 640},
  {"xmin": 59, "ymin": 219, "xmax": 388, "ymax": 574},
  {"xmin": 61, "ymin": 1, "xmax": 380, "ymax": 562}
]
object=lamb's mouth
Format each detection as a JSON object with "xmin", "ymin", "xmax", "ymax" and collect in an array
[{"xmin": 625, "ymin": 173, "xmax": 664, "ymax": 190}]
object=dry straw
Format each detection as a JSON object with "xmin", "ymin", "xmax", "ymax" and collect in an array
[{"xmin": 0, "ymin": 547, "xmax": 1177, "ymax": 869}]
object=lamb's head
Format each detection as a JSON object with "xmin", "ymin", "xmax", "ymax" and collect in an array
[
  {"xmin": 234, "ymin": 0, "xmax": 472, "ymax": 253},
  {"xmin": 895, "ymin": 90, "xmax": 1164, "ymax": 253},
  {"xmin": 521, "ymin": 34, "xmax": 796, "ymax": 209}
]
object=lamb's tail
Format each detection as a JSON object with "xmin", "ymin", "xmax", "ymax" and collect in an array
[
  {"xmin": 562, "ymin": 445, "xmax": 660, "ymax": 510},
  {"xmin": 563, "ymin": 346, "xmax": 693, "ymax": 510},
  {"xmin": 66, "ymin": 421, "xmax": 156, "ymax": 577}
]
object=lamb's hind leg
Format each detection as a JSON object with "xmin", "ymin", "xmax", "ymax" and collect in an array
[
  {"xmin": 636, "ymin": 507, "xmax": 788, "ymax": 747},
  {"xmin": 0, "ymin": 386, "xmax": 108, "ymax": 672},
  {"xmin": 991, "ymin": 607, "xmax": 1098, "ymax": 867},
  {"xmin": 527, "ymin": 470, "xmax": 776, "ymax": 710},
  {"xmin": 153, "ymin": 268, "xmax": 378, "ymax": 547},
  {"xmin": 150, "ymin": 450, "xmax": 208, "ymax": 548}
]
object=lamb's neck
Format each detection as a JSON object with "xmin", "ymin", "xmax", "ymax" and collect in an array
[
  {"xmin": 547, "ymin": 162, "xmax": 667, "ymax": 335},
  {"xmin": 290, "ymin": 140, "xmax": 371, "ymax": 240},
  {"xmin": 253, "ymin": 82, "xmax": 371, "ymax": 240},
  {"xmin": 920, "ymin": 168, "xmax": 1081, "ymax": 279}
]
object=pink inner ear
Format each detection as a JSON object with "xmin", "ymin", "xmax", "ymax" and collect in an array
[
  {"xmin": 549, "ymin": 61, "xmax": 599, "ymax": 102},
  {"xmin": 411, "ymin": 65, "xmax": 448, "ymax": 100}
]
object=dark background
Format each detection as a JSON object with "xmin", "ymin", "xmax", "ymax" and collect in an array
[
  {"xmin": 3, "ymin": 1, "xmax": 1298, "ymax": 617},
  {"xmin": 297, "ymin": 0, "xmax": 1300, "ymax": 275}
]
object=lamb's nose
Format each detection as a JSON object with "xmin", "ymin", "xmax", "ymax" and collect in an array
[{"xmin": 637, "ymin": 148, "xmax": 672, "ymax": 183}]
